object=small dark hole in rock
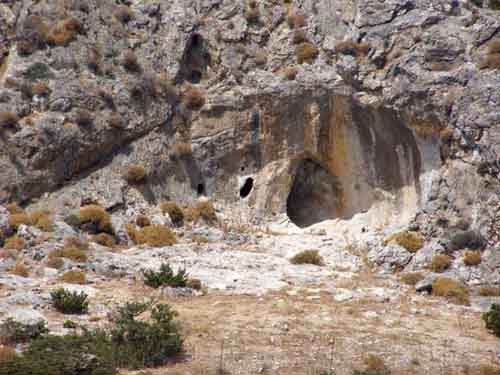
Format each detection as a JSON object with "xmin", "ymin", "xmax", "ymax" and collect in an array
[
  {"xmin": 190, "ymin": 70, "xmax": 202, "ymax": 83},
  {"xmin": 197, "ymin": 183, "xmax": 205, "ymax": 196},
  {"xmin": 240, "ymin": 178, "xmax": 254, "ymax": 199}
]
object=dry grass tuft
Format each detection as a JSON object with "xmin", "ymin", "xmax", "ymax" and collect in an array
[
  {"xmin": 46, "ymin": 256, "xmax": 64, "ymax": 269},
  {"xmin": 108, "ymin": 113, "xmax": 125, "ymax": 129},
  {"xmin": 296, "ymin": 42, "xmax": 319, "ymax": 64},
  {"xmin": 133, "ymin": 225, "xmax": 177, "ymax": 247},
  {"xmin": 79, "ymin": 205, "xmax": 112, "ymax": 233},
  {"xmin": 0, "ymin": 112, "xmax": 20, "ymax": 129},
  {"xmin": 73, "ymin": 109, "xmax": 93, "ymax": 126},
  {"xmin": 46, "ymin": 18, "xmax": 81, "ymax": 46},
  {"xmin": 10, "ymin": 261, "xmax": 29, "ymax": 277},
  {"xmin": 32, "ymin": 82, "xmax": 51, "ymax": 97},
  {"xmin": 479, "ymin": 365, "xmax": 500, "ymax": 375},
  {"xmin": 290, "ymin": 250, "xmax": 324, "ymax": 266},
  {"xmin": 8, "ymin": 213, "xmax": 32, "ymax": 230},
  {"xmin": 429, "ymin": 254, "xmax": 453, "ymax": 273},
  {"xmin": 92, "ymin": 233, "xmax": 116, "ymax": 248},
  {"xmin": 135, "ymin": 215, "xmax": 151, "ymax": 228},
  {"xmin": 335, "ymin": 39, "xmax": 371, "ymax": 56},
  {"xmin": 481, "ymin": 39, "xmax": 500, "ymax": 70},
  {"xmin": 4, "ymin": 236, "xmax": 26, "ymax": 251},
  {"xmin": 385, "ymin": 231, "xmax": 424, "ymax": 253},
  {"xmin": 282, "ymin": 66, "xmax": 298, "ymax": 80},
  {"xmin": 0, "ymin": 346, "xmax": 18, "ymax": 364},
  {"xmin": 432, "ymin": 277, "xmax": 469, "ymax": 305},
  {"xmin": 114, "ymin": 6, "xmax": 134, "ymax": 23},
  {"xmin": 30, "ymin": 210, "xmax": 54, "ymax": 232},
  {"xmin": 286, "ymin": 10, "xmax": 307, "ymax": 29},
  {"xmin": 478, "ymin": 286, "xmax": 500, "ymax": 297},
  {"xmin": 463, "ymin": 251, "xmax": 481, "ymax": 266},
  {"xmin": 160, "ymin": 202, "xmax": 184, "ymax": 227},
  {"xmin": 170, "ymin": 143, "xmax": 193, "ymax": 159},
  {"xmin": 400, "ymin": 272, "xmax": 424, "ymax": 286},
  {"xmin": 122, "ymin": 50, "xmax": 141, "ymax": 72},
  {"xmin": 362, "ymin": 354, "xmax": 389, "ymax": 374},
  {"xmin": 59, "ymin": 270, "xmax": 86, "ymax": 284},
  {"xmin": 183, "ymin": 86, "xmax": 206, "ymax": 110},
  {"xmin": 123, "ymin": 165, "xmax": 147, "ymax": 185},
  {"xmin": 5, "ymin": 203, "xmax": 23, "ymax": 214},
  {"xmin": 185, "ymin": 201, "xmax": 217, "ymax": 225}
]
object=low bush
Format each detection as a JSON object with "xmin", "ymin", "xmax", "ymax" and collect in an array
[
  {"xmin": 187, "ymin": 278, "xmax": 202, "ymax": 290},
  {"xmin": 59, "ymin": 270, "xmax": 86, "ymax": 284},
  {"xmin": 134, "ymin": 225, "xmax": 177, "ymax": 247},
  {"xmin": 50, "ymin": 237, "xmax": 89, "ymax": 262},
  {"xmin": 335, "ymin": 40, "xmax": 371, "ymax": 56},
  {"xmin": 0, "ymin": 318, "xmax": 48, "ymax": 344},
  {"xmin": 429, "ymin": 254, "xmax": 452, "ymax": 273},
  {"xmin": 479, "ymin": 286, "xmax": 500, "ymax": 297},
  {"xmin": 245, "ymin": 1, "xmax": 260, "ymax": 23},
  {"xmin": 45, "ymin": 256, "xmax": 64, "ymax": 269},
  {"xmin": 292, "ymin": 29, "xmax": 307, "ymax": 44},
  {"xmin": 160, "ymin": 202, "xmax": 184, "ymax": 227},
  {"xmin": 296, "ymin": 42, "xmax": 319, "ymax": 64},
  {"xmin": 92, "ymin": 233, "xmax": 116, "ymax": 248},
  {"xmin": 185, "ymin": 201, "xmax": 217, "ymax": 225},
  {"xmin": 65, "ymin": 236, "xmax": 89, "ymax": 251},
  {"xmin": 355, "ymin": 354, "xmax": 389, "ymax": 375},
  {"xmin": 290, "ymin": 250, "xmax": 324, "ymax": 266},
  {"xmin": 463, "ymin": 250, "xmax": 482, "ymax": 266},
  {"xmin": 4, "ymin": 236, "xmax": 26, "ymax": 251},
  {"xmin": 135, "ymin": 215, "xmax": 151, "ymax": 228},
  {"xmin": 32, "ymin": 82, "xmax": 50, "ymax": 97},
  {"xmin": 123, "ymin": 165, "xmax": 147, "ymax": 184},
  {"xmin": 448, "ymin": 230, "xmax": 486, "ymax": 251},
  {"xmin": 79, "ymin": 205, "xmax": 113, "ymax": 234},
  {"xmin": 432, "ymin": 277, "xmax": 469, "ymax": 305},
  {"xmin": 143, "ymin": 263, "xmax": 188, "ymax": 288},
  {"xmin": 385, "ymin": 231, "xmax": 424, "ymax": 253},
  {"xmin": 108, "ymin": 113, "xmax": 125, "ymax": 129},
  {"xmin": 0, "ymin": 112, "xmax": 19, "ymax": 129},
  {"xmin": 8, "ymin": 213, "xmax": 32, "ymax": 230},
  {"xmin": 183, "ymin": 86, "xmax": 205, "ymax": 110},
  {"xmin": 50, "ymin": 288, "xmax": 89, "ymax": 314},
  {"xmin": 283, "ymin": 66, "xmax": 299, "ymax": 80},
  {"xmin": 5, "ymin": 203, "xmax": 23, "ymax": 214},
  {"xmin": 30, "ymin": 210, "xmax": 54, "ymax": 232},
  {"xmin": 0, "ymin": 347, "xmax": 18, "ymax": 364},
  {"xmin": 481, "ymin": 39, "xmax": 500, "ymax": 70},
  {"xmin": 483, "ymin": 303, "xmax": 500, "ymax": 337},
  {"xmin": 400, "ymin": 272, "xmax": 424, "ymax": 286},
  {"xmin": 169, "ymin": 143, "xmax": 193, "ymax": 159},
  {"xmin": 114, "ymin": 6, "xmax": 134, "ymax": 23},
  {"xmin": 286, "ymin": 10, "xmax": 307, "ymax": 29},
  {"xmin": 10, "ymin": 262, "xmax": 29, "ymax": 277},
  {"xmin": 73, "ymin": 109, "xmax": 93, "ymax": 126},
  {"xmin": 63, "ymin": 320, "xmax": 77, "ymax": 329},
  {"xmin": 122, "ymin": 50, "xmax": 140, "ymax": 72}
]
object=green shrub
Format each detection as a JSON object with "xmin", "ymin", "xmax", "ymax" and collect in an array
[
  {"xmin": 0, "ymin": 318, "xmax": 48, "ymax": 344},
  {"xmin": 290, "ymin": 250, "xmax": 324, "ymax": 266},
  {"xmin": 63, "ymin": 320, "xmax": 77, "ymax": 329},
  {"xmin": 143, "ymin": 263, "xmax": 188, "ymax": 288},
  {"xmin": 50, "ymin": 288, "xmax": 89, "ymax": 314},
  {"xmin": 483, "ymin": 304, "xmax": 500, "ymax": 337}
]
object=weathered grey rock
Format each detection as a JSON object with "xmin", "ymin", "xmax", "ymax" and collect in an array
[
  {"xmin": 368, "ymin": 243, "xmax": 413, "ymax": 270},
  {"xmin": 6, "ymin": 308, "xmax": 46, "ymax": 326},
  {"xmin": 415, "ymin": 274, "xmax": 439, "ymax": 293}
]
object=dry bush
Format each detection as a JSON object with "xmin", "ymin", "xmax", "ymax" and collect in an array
[
  {"xmin": 108, "ymin": 113, "xmax": 125, "ymax": 129},
  {"xmin": 87, "ymin": 48, "xmax": 101, "ymax": 73},
  {"xmin": 122, "ymin": 50, "xmax": 140, "ymax": 72},
  {"xmin": 432, "ymin": 277, "xmax": 469, "ymax": 305},
  {"xmin": 245, "ymin": 2, "xmax": 260, "ymax": 23},
  {"xmin": 481, "ymin": 39, "xmax": 500, "ymax": 69},
  {"xmin": 335, "ymin": 39, "xmax": 371, "ymax": 56},
  {"xmin": 290, "ymin": 249, "xmax": 324, "ymax": 266},
  {"xmin": 64, "ymin": 236, "xmax": 89, "ymax": 251},
  {"xmin": 295, "ymin": 42, "xmax": 319, "ymax": 64},
  {"xmin": 4, "ymin": 236, "xmax": 26, "ymax": 251},
  {"xmin": 429, "ymin": 254, "xmax": 452, "ymax": 273},
  {"xmin": 46, "ymin": 19, "xmax": 79, "ymax": 46},
  {"xmin": 170, "ymin": 143, "xmax": 193, "ymax": 159},
  {"xmin": 479, "ymin": 365, "xmax": 500, "ymax": 375},
  {"xmin": 46, "ymin": 256, "xmax": 64, "ymax": 269},
  {"xmin": 183, "ymin": 86, "xmax": 206, "ymax": 110},
  {"xmin": 463, "ymin": 250, "xmax": 481, "ymax": 266},
  {"xmin": 73, "ymin": 109, "xmax": 93, "ymax": 126},
  {"xmin": 32, "ymin": 82, "xmax": 50, "ymax": 96},
  {"xmin": 17, "ymin": 39, "xmax": 36, "ymax": 56},
  {"xmin": 92, "ymin": 233, "xmax": 116, "ymax": 248},
  {"xmin": 187, "ymin": 278, "xmax": 202, "ymax": 290},
  {"xmin": 114, "ymin": 6, "xmax": 134, "ymax": 23},
  {"xmin": 10, "ymin": 262, "xmax": 29, "ymax": 277},
  {"xmin": 185, "ymin": 201, "xmax": 217, "ymax": 224},
  {"xmin": 254, "ymin": 52, "xmax": 267, "ymax": 66},
  {"xmin": 400, "ymin": 272, "xmax": 424, "ymax": 286},
  {"xmin": 30, "ymin": 210, "xmax": 54, "ymax": 232},
  {"xmin": 160, "ymin": 202, "xmax": 184, "ymax": 227},
  {"xmin": 50, "ymin": 247, "xmax": 87, "ymax": 262},
  {"xmin": 125, "ymin": 223, "xmax": 139, "ymax": 244},
  {"xmin": 79, "ymin": 205, "xmax": 113, "ymax": 233},
  {"xmin": 123, "ymin": 165, "xmax": 147, "ymax": 184},
  {"xmin": 479, "ymin": 286, "xmax": 500, "ymax": 297},
  {"xmin": 282, "ymin": 66, "xmax": 298, "ymax": 80},
  {"xmin": 8, "ymin": 213, "xmax": 32, "ymax": 230},
  {"xmin": 155, "ymin": 73, "xmax": 178, "ymax": 100},
  {"xmin": 0, "ymin": 112, "xmax": 19, "ymax": 129},
  {"xmin": 0, "ymin": 346, "xmax": 18, "ymax": 364},
  {"xmin": 292, "ymin": 29, "xmax": 307, "ymax": 44},
  {"xmin": 134, "ymin": 225, "xmax": 177, "ymax": 247},
  {"xmin": 385, "ymin": 231, "xmax": 424, "ymax": 253},
  {"xmin": 135, "ymin": 215, "xmax": 151, "ymax": 228},
  {"xmin": 5, "ymin": 203, "xmax": 24, "ymax": 214},
  {"xmin": 362, "ymin": 354, "xmax": 389, "ymax": 374},
  {"xmin": 59, "ymin": 270, "xmax": 86, "ymax": 284},
  {"xmin": 286, "ymin": 10, "xmax": 307, "ymax": 29}
]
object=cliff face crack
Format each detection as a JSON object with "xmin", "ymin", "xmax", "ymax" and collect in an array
[{"xmin": 286, "ymin": 159, "xmax": 340, "ymax": 228}]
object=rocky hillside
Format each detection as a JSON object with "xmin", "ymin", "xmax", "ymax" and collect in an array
[{"xmin": 0, "ymin": 0, "xmax": 500, "ymax": 374}]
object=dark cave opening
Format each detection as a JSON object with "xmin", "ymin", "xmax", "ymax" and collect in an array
[
  {"xmin": 180, "ymin": 33, "xmax": 210, "ymax": 84},
  {"xmin": 286, "ymin": 159, "xmax": 340, "ymax": 228},
  {"xmin": 197, "ymin": 183, "xmax": 205, "ymax": 196},
  {"xmin": 240, "ymin": 178, "xmax": 254, "ymax": 199}
]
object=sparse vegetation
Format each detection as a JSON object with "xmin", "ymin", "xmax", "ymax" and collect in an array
[
  {"xmin": 134, "ymin": 225, "xmax": 177, "ymax": 247},
  {"xmin": 0, "ymin": 318, "xmax": 48, "ymax": 344},
  {"xmin": 32, "ymin": 81, "xmax": 50, "ymax": 97},
  {"xmin": 73, "ymin": 109, "xmax": 93, "ymax": 126},
  {"xmin": 185, "ymin": 201, "xmax": 217, "ymax": 224},
  {"xmin": 385, "ymin": 231, "xmax": 424, "ymax": 253},
  {"xmin": 46, "ymin": 18, "xmax": 81, "ymax": 47},
  {"xmin": 483, "ymin": 304, "xmax": 500, "ymax": 337},
  {"xmin": 355, "ymin": 354, "xmax": 390, "ymax": 375},
  {"xmin": 143, "ymin": 263, "xmax": 188, "ymax": 288},
  {"xmin": 108, "ymin": 113, "xmax": 125, "ymax": 129},
  {"xmin": 0, "ymin": 112, "xmax": 19, "ymax": 129},
  {"xmin": 400, "ymin": 272, "xmax": 424, "ymax": 286},
  {"xmin": 432, "ymin": 277, "xmax": 469, "ymax": 305},
  {"xmin": 135, "ymin": 215, "xmax": 151, "ymax": 228},
  {"xmin": 481, "ymin": 39, "xmax": 500, "ymax": 70},
  {"xmin": 448, "ymin": 230, "xmax": 486, "ymax": 251},
  {"xmin": 8, "ymin": 213, "xmax": 32, "ymax": 230},
  {"xmin": 160, "ymin": 202, "xmax": 184, "ymax": 227},
  {"xmin": 114, "ymin": 6, "xmax": 134, "ymax": 23},
  {"xmin": 170, "ymin": 143, "xmax": 193, "ymax": 159},
  {"xmin": 245, "ymin": 1, "xmax": 260, "ymax": 23},
  {"xmin": 123, "ymin": 165, "xmax": 147, "ymax": 184},
  {"xmin": 92, "ymin": 233, "xmax": 116, "ymax": 247},
  {"xmin": 46, "ymin": 256, "xmax": 64, "ymax": 269},
  {"xmin": 290, "ymin": 250, "xmax": 324, "ymax": 266},
  {"xmin": 479, "ymin": 286, "xmax": 500, "ymax": 296},
  {"xmin": 79, "ymin": 205, "xmax": 113, "ymax": 234},
  {"xmin": 4, "ymin": 236, "xmax": 26, "ymax": 251},
  {"xmin": 335, "ymin": 40, "xmax": 371, "ymax": 56},
  {"xmin": 287, "ymin": 9, "xmax": 307, "ymax": 29},
  {"xmin": 183, "ymin": 86, "xmax": 206, "ymax": 110},
  {"xmin": 429, "ymin": 254, "xmax": 453, "ymax": 273},
  {"xmin": 463, "ymin": 250, "xmax": 482, "ymax": 266},
  {"xmin": 122, "ymin": 50, "xmax": 141, "ymax": 72},
  {"xmin": 10, "ymin": 262, "xmax": 29, "ymax": 277},
  {"xmin": 296, "ymin": 42, "xmax": 319, "ymax": 64},
  {"xmin": 283, "ymin": 66, "xmax": 299, "ymax": 80},
  {"xmin": 59, "ymin": 270, "xmax": 86, "ymax": 284},
  {"xmin": 51, "ymin": 288, "xmax": 89, "ymax": 314}
]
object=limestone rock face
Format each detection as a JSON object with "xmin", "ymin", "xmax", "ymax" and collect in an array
[{"xmin": 0, "ymin": 0, "xmax": 498, "ymax": 239}]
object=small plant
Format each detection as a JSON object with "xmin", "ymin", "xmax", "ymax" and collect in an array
[
  {"xmin": 92, "ymin": 233, "xmax": 116, "ymax": 247},
  {"xmin": 169, "ymin": 143, "xmax": 193, "ymax": 159},
  {"xmin": 292, "ymin": 29, "xmax": 307, "ymax": 44},
  {"xmin": 483, "ymin": 304, "xmax": 500, "ymax": 337},
  {"xmin": 355, "ymin": 354, "xmax": 390, "ymax": 375},
  {"xmin": 8, "ymin": 213, "xmax": 32, "ymax": 230},
  {"xmin": 30, "ymin": 210, "xmax": 54, "ymax": 232},
  {"xmin": 123, "ymin": 165, "xmax": 147, "ymax": 184},
  {"xmin": 114, "ymin": 6, "xmax": 134, "ymax": 23},
  {"xmin": 135, "ymin": 215, "xmax": 151, "ymax": 228},
  {"xmin": 73, "ymin": 109, "xmax": 93, "ymax": 126},
  {"xmin": 134, "ymin": 225, "xmax": 177, "ymax": 247},
  {"xmin": 335, "ymin": 40, "xmax": 371, "ymax": 56},
  {"xmin": 296, "ymin": 42, "xmax": 319, "ymax": 64},
  {"xmin": 79, "ymin": 205, "xmax": 113, "ymax": 233},
  {"xmin": 286, "ymin": 9, "xmax": 307, "ymax": 29},
  {"xmin": 32, "ymin": 81, "xmax": 50, "ymax": 97},
  {"xmin": 63, "ymin": 320, "xmax": 77, "ymax": 329},
  {"xmin": 290, "ymin": 250, "xmax": 324, "ymax": 266},
  {"xmin": 160, "ymin": 202, "xmax": 184, "ymax": 227},
  {"xmin": 481, "ymin": 39, "xmax": 500, "ymax": 70},
  {"xmin": 245, "ymin": 1, "xmax": 260, "ymax": 23},
  {"xmin": 187, "ymin": 278, "xmax": 202, "ymax": 290},
  {"xmin": 400, "ymin": 272, "xmax": 424, "ymax": 286},
  {"xmin": 429, "ymin": 254, "xmax": 452, "ymax": 273},
  {"xmin": 183, "ymin": 86, "xmax": 205, "ymax": 110},
  {"xmin": 432, "ymin": 277, "xmax": 469, "ymax": 305},
  {"xmin": 385, "ymin": 231, "xmax": 424, "ymax": 253},
  {"xmin": 143, "ymin": 263, "xmax": 188, "ymax": 288},
  {"xmin": 0, "ymin": 318, "xmax": 48, "ymax": 344},
  {"xmin": 4, "ymin": 236, "xmax": 26, "ymax": 251},
  {"xmin": 108, "ymin": 113, "xmax": 125, "ymax": 129},
  {"xmin": 59, "ymin": 270, "xmax": 86, "ymax": 284},
  {"xmin": 185, "ymin": 201, "xmax": 217, "ymax": 224},
  {"xmin": 87, "ymin": 48, "xmax": 101, "ymax": 73},
  {"xmin": 283, "ymin": 66, "xmax": 298, "ymax": 80},
  {"xmin": 51, "ymin": 288, "xmax": 89, "ymax": 314},
  {"xmin": 463, "ymin": 250, "xmax": 482, "ymax": 266},
  {"xmin": 5, "ymin": 203, "xmax": 23, "ymax": 214},
  {"xmin": 479, "ymin": 286, "xmax": 500, "ymax": 296},
  {"xmin": 46, "ymin": 256, "xmax": 64, "ymax": 269},
  {"xmin": 10, "ymin": 261, "xmax": 29, "ymax": 277},
  {"xmin": 46, "ymin": 19, "xmax": 79, "ymax": 46},
  {"xmin": 122, "ymin": 50, "xmax": 141, "ymax": 72}
]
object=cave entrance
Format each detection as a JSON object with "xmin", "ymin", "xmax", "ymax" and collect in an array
[
  {"xmin": 286, "ymin": 159, "xmax": 340, "ymax": 228},
  {"xmin": 197, "ymin": 183, "xmax": 205, "ymax": 196},
  {"xmin": 180, "ymin": 34, "xmax": 210, "ymax": 84},
  {"xmin": 240, "ymin": 178, "xmax": 254, "ymax": 199}
]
